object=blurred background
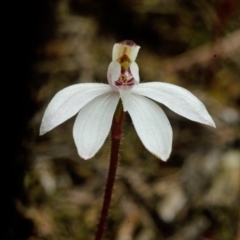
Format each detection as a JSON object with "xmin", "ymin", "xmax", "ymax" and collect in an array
[{"xmin": 8, "ymin": 0, "xmax": 240, "ymax": 239}]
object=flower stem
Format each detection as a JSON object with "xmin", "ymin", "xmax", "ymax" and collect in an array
[{"xmin": 94, "ymin": 103, "xmax": 125, "ymax": 240}]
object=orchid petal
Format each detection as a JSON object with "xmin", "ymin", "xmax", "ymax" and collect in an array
[
  {"xmin": 132, "ymin": 82, "xmax": 216, "ymax": 127},
  {"xmin": 73, "ymin": 92, "xmax": 120, "ymax": 160},
  {"xmin": 119, "ymin": 88, "xmax": 132, "ymax": 112},
  {"xmin": 130, "ymin": 62, "xmax": 140, "ymax": 84},
  {"xmin": 40, "ymin": 83, "xmax": 112, "ymax": 135},
  {"xmin": 107, "ymin": 61, "xmax": 121, "ymax": 88},
  {"xmin": 127, "ymin": 94, "xmax": 172, "ymax": 161}
]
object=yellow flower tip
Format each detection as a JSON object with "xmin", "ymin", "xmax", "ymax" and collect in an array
[{"xmin": 112, "ymin": 40, "xmax": 140, "ymax": 62}]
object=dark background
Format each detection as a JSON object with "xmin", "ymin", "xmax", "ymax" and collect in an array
[{"xmin": 7, "ymin": 0, "xmax": 240, "ymax": 239}]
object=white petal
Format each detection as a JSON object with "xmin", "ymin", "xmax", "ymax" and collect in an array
[
  {"xmin": 40, "ymin": 83, "xmax": 112, "ymax": 135},
  {"xmin": 107, "ymin": 61, "xmax": 121, "ymax": 88},
  {"xmin": 127, "ymin": 94, "xmax": 172, "ymax": 161},
  {"xmin": 130, "ymin": 62, "xmax": 140, "ymax": 84},
  {"xmin": 73, "ymin": 92, "xmax": 120, "ymax": 160},
  {"xmin": 119, "ymin": 88, "xmax": 132, "ymax": 112},
  {"xmin": 132, "ymin": 82, "xmax": 216, "ymax": 127}
]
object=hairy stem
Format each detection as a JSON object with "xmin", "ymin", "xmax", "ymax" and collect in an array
[{"xmin": 94, "ymin": 104, "xmax": 125, "ymax": 240}]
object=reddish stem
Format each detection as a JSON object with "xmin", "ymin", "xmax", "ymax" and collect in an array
[{"xmin": 94, "ymin": 106, "xmax": 125, "ymax": 240}]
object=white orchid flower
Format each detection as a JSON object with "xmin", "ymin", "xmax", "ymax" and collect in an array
[{"xmin": 40, "ymin": 40, "xmax": 215, "ymax": 161}]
